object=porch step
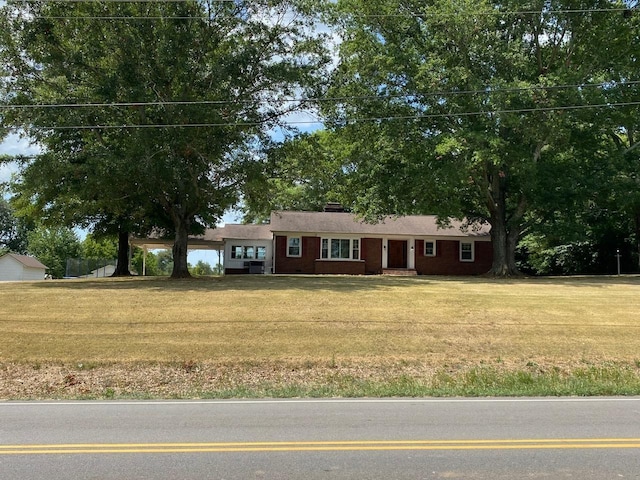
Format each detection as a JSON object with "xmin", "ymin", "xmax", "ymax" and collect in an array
[{"xmin": 382, "ymin": 268, "xmax": 418, "ymax": 276}]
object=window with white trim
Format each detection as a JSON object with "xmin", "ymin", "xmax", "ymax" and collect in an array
[
  {"xmin": 321, "ymin": 238, "xmax": 360, "ymax": 260},
  {"xmin": 424, "ymin": 240, "xmax": 435, "ymax": 257},
  {"xmin": 287, "ymin": 237, "xmax": 301, "ymax": 257},
  {"xmin": 231, "ymin": 246, "xmax": 243, "ymax": 259},
  {"xmin": 256, "ymin": 246, "xmax": 266, "ymax": 260},
  {"xmin": 460, "ymin": 241, "xmax": 474, "ymax": 262}
]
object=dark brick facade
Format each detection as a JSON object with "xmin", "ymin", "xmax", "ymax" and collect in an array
[
  {"xmin": 274, "ymin": 235, "xmax": 492, "ymax": 275},
  {"xmin": 314, "ymin": 260, "xmax": 366, "ymax": 275},
  {"xmin": 274, "ymin": 235, "xmax": 320, "ymax": 274},
  {"xmin": 414, "ymin": 239, "xmax": 492, "ymax": 275}
]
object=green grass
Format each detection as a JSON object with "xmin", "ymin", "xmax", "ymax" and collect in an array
[{"xmin": 1, "ymin": 275, "xmax": 639, "ymax": 399}]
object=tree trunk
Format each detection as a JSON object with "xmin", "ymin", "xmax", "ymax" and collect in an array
[
  {"xmin": 171, "ymin": 219, "xmax": 191, "ymax": 278},
  {"xmin": 484, "ymin": 165, "xmax": 524, "ymax": 277},
  {"xmin": 111, "ymin": 228, "xmax": 132, "ymax": 277},
  {"xmin": 487, "ymin": 217, "xmax": 521, "ymax": 277},
  {"xmin": 635, "ymin": 209, "xmax": 640, "ymax": 271}
]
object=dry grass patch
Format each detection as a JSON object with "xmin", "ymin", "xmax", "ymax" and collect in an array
[{"xmin": 1, "ymin": 275, "xmax": 640, "ymax": 398}]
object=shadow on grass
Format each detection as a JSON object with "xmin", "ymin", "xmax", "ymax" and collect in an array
[
  {"xmin": 23, "ymin": 273, "xmax": 640, "ymax": 293},
  {"xmin": 26, "ymin": 274, "xmax": 437, "ymax": 293}
]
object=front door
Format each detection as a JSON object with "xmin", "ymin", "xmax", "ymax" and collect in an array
[{"xmin": 387, "ymin": 240, "xmax": 407, "ymax": 269}]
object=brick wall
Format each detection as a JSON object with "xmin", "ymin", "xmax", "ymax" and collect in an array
[
  {"xmin": 274, "ymin": 235, "xmax": 320, "ymax": 273},
  {"xmin": 414, "ymin": 239, "xmax": 493, "ymax": 275},
  {"xmin": 314, "ymin": 260, "xmax": 366, "ymax": 275}
]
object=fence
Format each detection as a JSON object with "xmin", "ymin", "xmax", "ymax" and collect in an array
[{"xmin": 65, "ymin": 258, "xmax": 117, "ymax": 278}]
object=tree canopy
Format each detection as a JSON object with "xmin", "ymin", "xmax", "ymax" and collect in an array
[
  {"xmin": 320, "ymin": 0, "xmax": 639, "ymax": 275},
  {"xmin": 1, "ymin": 0, "xmax": 329, "ymax": 277},
  {"xmin": 2, "ymin": 0, "xmax": 639, "ymax": 278},
  {"xmin": 26, "ymin": 225, "xmax": 80, "ymax": 279},
  {"xmin": 0, "ymin": 196, "xmax": 31, "ymax": 254}
]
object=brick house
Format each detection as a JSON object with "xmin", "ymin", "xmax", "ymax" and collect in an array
[
  {"xmin": 132, "ymin": 209, "xmax": 493, "ymax": 276},
  {"xmin": 268, "ymin": 210, "xmax": 492, "ymax": 275}
]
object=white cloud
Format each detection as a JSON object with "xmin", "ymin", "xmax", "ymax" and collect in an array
[
  {"xmin": 0, "ymin": 161, "xmax": 17, "ymax": 185},
  {"xmin": 0, "ymin": 132, "xmax": 40, "ymax": 156}
]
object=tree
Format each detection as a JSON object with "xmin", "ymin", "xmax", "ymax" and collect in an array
[
  {"xmin": 1, "ymin": 0, "xmax": 329, "ymax": 278},
  {"xmin": 242, "ymin": 130, "xmax": 352, "ymax": 221},
  {"xmin": 131, "ymin": 248, "xmax": 160, "ymax": 276},
  {"xmin": 0, "ymin": 197, "xmax": 31, "ymax": 254},
  {"xmin": 323, "ymin": 0, "xmax": 638, "ymax": 276},
  {"xmin": 189, "ymin": 260, "xmax": 214, "ymax": 276},
  {"xmin": 602, "ymin": 54, "xmax": 640, "ymax": 269},
  {"xmin": 26, "ymin": 225, "xmax": 80, "ymax": 278},
  {"xmin": 519, "ymin": 121, "xmax": 640, "ymax": 274}
]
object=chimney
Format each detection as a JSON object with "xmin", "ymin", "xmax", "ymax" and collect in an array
[{"xmin": 323, "ymin": 202, "xmax": 346, "ymax": 213}]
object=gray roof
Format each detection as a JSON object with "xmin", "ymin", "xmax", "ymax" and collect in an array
[
  {"xmin": 219, "ymin": 224, "xmax": 273, "ymax": 241},
  {"xmin": 1, "ymin": 253, "xmax": 48, "ymax": 269},
  {"xmin": 200, "ymin": 224, "xmax": 272, "ymax": 241},
  {"xmin": 269, "ymin": 211, "xmax": 490, "ymax": 238}
]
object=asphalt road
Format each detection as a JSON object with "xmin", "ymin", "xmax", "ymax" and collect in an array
[{"xmin": 1, "ymin": 398, "xmax": 639, "ymax": 479}]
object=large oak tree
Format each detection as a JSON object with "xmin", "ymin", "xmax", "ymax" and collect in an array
[
  {"xmin": 1, "ymin": 0, "xmax": 328, "ymax": 277},
  {"xmin": 323, "ymin": 0, "xmax": 638, "ymax": 276}
]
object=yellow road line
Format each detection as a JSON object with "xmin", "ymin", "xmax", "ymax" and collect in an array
[{"xmin": 1, "ymin": 439, "xmax": 639, "ymax": 455}]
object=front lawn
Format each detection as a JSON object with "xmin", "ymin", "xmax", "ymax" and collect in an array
[{"xmin": 1, "ymin": 275, "xmax": 639, "ymax": 399}]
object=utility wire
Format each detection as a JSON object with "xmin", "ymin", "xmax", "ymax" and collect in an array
[
  {"xmin": 3, "ymin": 4, "xmax": 634, "ymax": 20},
  {"xmin": 10, "ymin": 9, "xmax": 635, "ymax": 20},
  {"xmin": 2, "ymin": 81, "xmax": 639, "ymax": 110},
  {"xmin": 21, "ymin": 100, "xmax": 640, "ymax": 130},
  {"xmin": 6, "ymin": 0, "xmax": 237, "ymax": 3}
]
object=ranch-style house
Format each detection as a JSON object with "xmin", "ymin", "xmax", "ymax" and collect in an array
[{"xmin": 131, "ymin": 208, "xmax": 493, "ymax": 276}]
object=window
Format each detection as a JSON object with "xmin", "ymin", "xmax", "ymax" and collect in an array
[
  {"xmin": 321, "ymin": 238, "xmax": 360, "ymax": 260},
  {"xmin": 232, "ymin": 245, "xmax": 266, "ymax": 260},
  {"xmin": 287, "ymin": 237, "xmax": 301, "ymax": 257},
  {"xmin": 332, "ymin": 239, "xmax": 350, "ymax": 259},
  {"xmin": 424, "ymin": 241, "xmax": 435, "ymax": 257},
  {"xmin": 460, "ymin": 242, "xmax": 474, "ymax": 262}
]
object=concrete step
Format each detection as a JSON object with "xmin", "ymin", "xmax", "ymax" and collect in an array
[{"xmin": 382, "ymin": 268, "xmax": 418, "ymax": 276}]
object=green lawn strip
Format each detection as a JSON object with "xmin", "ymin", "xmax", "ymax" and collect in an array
[{"xmin": 3, "ymin": 360, "xmax": 640, "ymax": 400}]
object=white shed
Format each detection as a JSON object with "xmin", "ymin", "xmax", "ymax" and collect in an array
[{"xmin": 0, "ymin": 253, "xmax": 48, "ymax": 281}]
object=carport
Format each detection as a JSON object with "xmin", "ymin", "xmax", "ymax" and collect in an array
[{"xmin": 129, "ymin": 230, "xmax": 224, "ymax": 275}]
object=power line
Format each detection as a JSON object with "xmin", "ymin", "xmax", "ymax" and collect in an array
[
  {"xmin": 21, "ymin": 100, "xmax": 640, "ymax": 130},
  {"xmin": 346, "ymin": 8, "xmax": 634, "ymax": 17},
  {"xmin": 3, "ymin": 5, "xmax": 634, "ymax": 20},
  {"xmin": 2, "ymin": 81, "xmax": 639, "ymax": 110},
  {"xmin": 6, "ymin": 0, "xmax": 236, "ymax": 3}
]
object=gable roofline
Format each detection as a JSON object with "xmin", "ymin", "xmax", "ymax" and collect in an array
[
  {"xmin": 269, "ymin": 211, "xmax": 490, "ymax": 238},
  {"xmin": 0, "ymin": 253, "xmax": 48, "ymax": 269}
]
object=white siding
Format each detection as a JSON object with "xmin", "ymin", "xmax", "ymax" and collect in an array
[
  {"xmin": 20, "ymin": 266, "xmax": 46, "ymax": 281},
  {"xmin": 0, "ymin": 256, "xmax": 45, "ymax": 281},
  {"xmin": 224, "ymin": 239, "xmax": 273, "ymax": 274},
  {"xmin": 0, "ymin": 256, "xmax": 23, "ymax": 281}
]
